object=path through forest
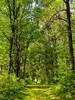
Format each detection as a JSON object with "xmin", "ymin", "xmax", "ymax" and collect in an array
[{"xmin": 24, "ymin": 86, "xmax": 60, "ymax": 100}]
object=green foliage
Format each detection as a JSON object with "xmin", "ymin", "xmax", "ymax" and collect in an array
[
  {"xmin": 0, "ymin": 0, "xmax": 75, "ymax": 99},
  {"xmin": 51, "ymin": 70, "xmax": 75, "ymax": 99},
  {"xmin": 0, "ymin": 73, "xmax": 26, "ymax": 100}
]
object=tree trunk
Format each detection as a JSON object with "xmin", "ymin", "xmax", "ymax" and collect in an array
[
  {"xmin": 15, "ymin": 34, "xmax": 20, "ymax": 77},
  {"xmin": 23, "ymin": 42, "xmax": 30, "ymax": 76},
  {"xmin": 9, "ymin": 37, "xmax": 13, "ymax": 72},
  {"xmin": 65, "ymin": 0, "xmax": 75, "ymax": 70},
  {"xmin": 23, "ymin": 57, "xmax": 26, "ymax": 75}
]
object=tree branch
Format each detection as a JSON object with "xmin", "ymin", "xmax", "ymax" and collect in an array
[
  {"xmin": 57, "ymin": 16, "xmax": 67, "ymax": 22},
  {"xmin": 63, "ymin": 0, "xmax": 67, "ymax": 3}
]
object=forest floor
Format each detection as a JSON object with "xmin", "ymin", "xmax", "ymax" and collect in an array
[
  {"xmin": 24, "ymin": 86, "xmax": 60, "ymax": 100},
  {"xmin": 22, "ymin": 85, "xmax": 75, "ymax": 100},
  {"xmin": 0, "ymin": 73, "xmax": 75, "ymax": 100}
]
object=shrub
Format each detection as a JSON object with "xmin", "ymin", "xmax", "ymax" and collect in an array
[{"xmin": 0, "ymin": 72, "xmax": 26, "ymax": 100}]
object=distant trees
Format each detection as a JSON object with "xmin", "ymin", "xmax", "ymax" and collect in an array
[{"xmin": 0, "ymin": 0, "xmax": 75, "ymax": 84}]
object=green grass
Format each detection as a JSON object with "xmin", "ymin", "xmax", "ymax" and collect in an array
[
  {"xmin": 0, "ymin": 73, "xmax": 75, "ymax": 100},
  {"xmin": 24, "ymin": 87, "xmax": 60, "ymax": 100},
  {"xmin": 23, "ymin": 85, "xmax": 75, "ymax": 100}
]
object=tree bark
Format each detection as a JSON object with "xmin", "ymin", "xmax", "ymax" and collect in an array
[
  {"xmin": 7, "ymin": 0, "xmax": 21, "ymax": 76},
  {"xmin": 15, "ymin": 34, "xmax": 20, "ymax": 77},
  {"xmin": 9, "ymin": 37, "xmax": 13, "ymax": 72},
  {"xmin": 65, "ymin": 0, "xmax": 75, "ymax": 70}
]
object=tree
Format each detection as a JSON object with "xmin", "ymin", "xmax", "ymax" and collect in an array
[{"xmin": 63, "ymin": 0, "xmax": 75, "ymax": 70}]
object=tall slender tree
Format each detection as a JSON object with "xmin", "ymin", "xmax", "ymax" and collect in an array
[
  {"xmin": 6, "ymin": 0, "xmax": 21, "ymax": 76},
  {"xmin": 63, "ymin": 0, "xmax": 75, "ymax": 70}
]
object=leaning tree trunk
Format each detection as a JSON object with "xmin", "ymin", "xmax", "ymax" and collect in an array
[{"xmin": 65, "ymin": 0, "xmax": 75, "ymax": 70}]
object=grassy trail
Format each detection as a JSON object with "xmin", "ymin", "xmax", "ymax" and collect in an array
[{"xmin": 24, "ymin": 86, "xmax": 60, "ymax": 100}]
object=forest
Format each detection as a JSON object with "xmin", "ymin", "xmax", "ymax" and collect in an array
[{"xmin": 0, "ymin": 0, "xmax": 75, "ymax": 100}]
